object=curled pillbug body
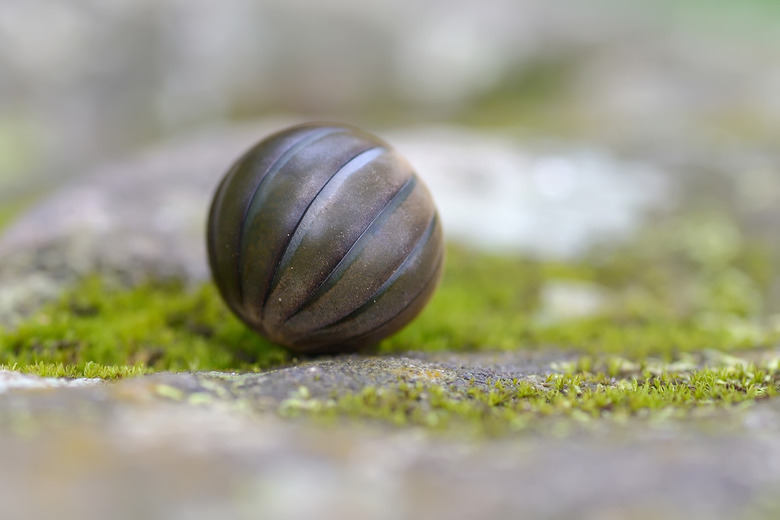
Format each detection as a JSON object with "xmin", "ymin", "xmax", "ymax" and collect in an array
[{"xmin": 207, "ymin": 123, "xmax": 444, "ymax": 354}]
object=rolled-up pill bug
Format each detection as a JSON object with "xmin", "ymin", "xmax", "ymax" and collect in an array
[{"xmin": 207, "ymin": 123, "xmax": 444, "ymax": 354}]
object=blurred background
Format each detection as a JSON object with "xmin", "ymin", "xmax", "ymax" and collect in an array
[{"xmin": 1, "ymin": 0, "xmax": 780, "ymax": 252}]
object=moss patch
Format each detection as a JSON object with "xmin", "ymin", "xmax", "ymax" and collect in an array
[
  {"xmin": 0, "ymin": 277, "xmax": 289, "ymax": 379},
  {"xmin": 2, "ymin": 212, "xmax": 780, "ymax": 378},
  {"xmin": 383, "ymin": 211, "xmax": 780, "ymax": 357},
  {"xmin": 277, "ymin": 356, "xmax": 780, "ymax": 436}
]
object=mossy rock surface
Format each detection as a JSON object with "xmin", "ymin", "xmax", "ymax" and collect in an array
[
  {"xmin": 2, "ymin": 354, "xmax": 780, "ymax": 520},
  {"xmin": 3, "ymin": 0, "xmax": 780, "ymax": 516},
  {"xmin": 2, "ymin": 122, "xmax": 780, "ymax": 520}
]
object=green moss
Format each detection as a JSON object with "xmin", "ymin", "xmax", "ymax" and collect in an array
[
  {"xmin": 1, "ymin": 211, "xmax": 778, "ymax": 383},
  {"xmin": 0, "ymin": 362, "xmax": 146, "ymax": 379},
  {"xmin": 382, "ymin": 211, "xmax": 780, "ymax": 357},
  {"xmin": 0, "ymin": 277, "xmax": 289, "ymax": 379},
  {"xmin": 278, "ymin": 358, "xmax": 780, "ymax": 436}
]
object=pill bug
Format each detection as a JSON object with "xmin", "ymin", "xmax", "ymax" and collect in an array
[{"xmin": 207, "ymin": 123, "xmax": 444, "ymax": 354}]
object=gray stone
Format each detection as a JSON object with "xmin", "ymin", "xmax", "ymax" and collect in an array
[
  {"xmin": 142, "ymin": 351, "xmax": 569, "ymax": 407},
  {"xmin": 0, "ymin": 369, "xmax": 101, "ymax": 394},
  {"xmin": 0, "ymin": 356, "xmax": 779, "ymax": 520}
]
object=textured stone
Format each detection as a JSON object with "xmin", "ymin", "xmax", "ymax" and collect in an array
[
  {"xmin": 140, "ymin": 351, "xmax": 567, "ymax": 407},
  {"xmin": 0, "ymin": 369, "xmax": 100, "ymax": 394},
  {"xmin": 0, "ymin": 356, "xmax": 779, "ymax": 520}
]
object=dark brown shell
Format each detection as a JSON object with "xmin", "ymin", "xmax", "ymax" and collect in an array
[{"xmin": 207, "ymin": 123, "xmax": 444, "ymax": 354}]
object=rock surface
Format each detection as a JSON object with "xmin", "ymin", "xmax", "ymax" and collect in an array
[
  {"xmin": 0, "ymin": 355, "xmax": 779, "ymax": 520},
  {"xmin": 1, "ymin": 119, "xmax": 779, "ymax": 519},
  {"xmin": 2, "ymin": 2, "xmax": 780, "ymax": 518},
  {"xmin": 0, "ymin": 369, "xmax": 100, "ymax": 394}
]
